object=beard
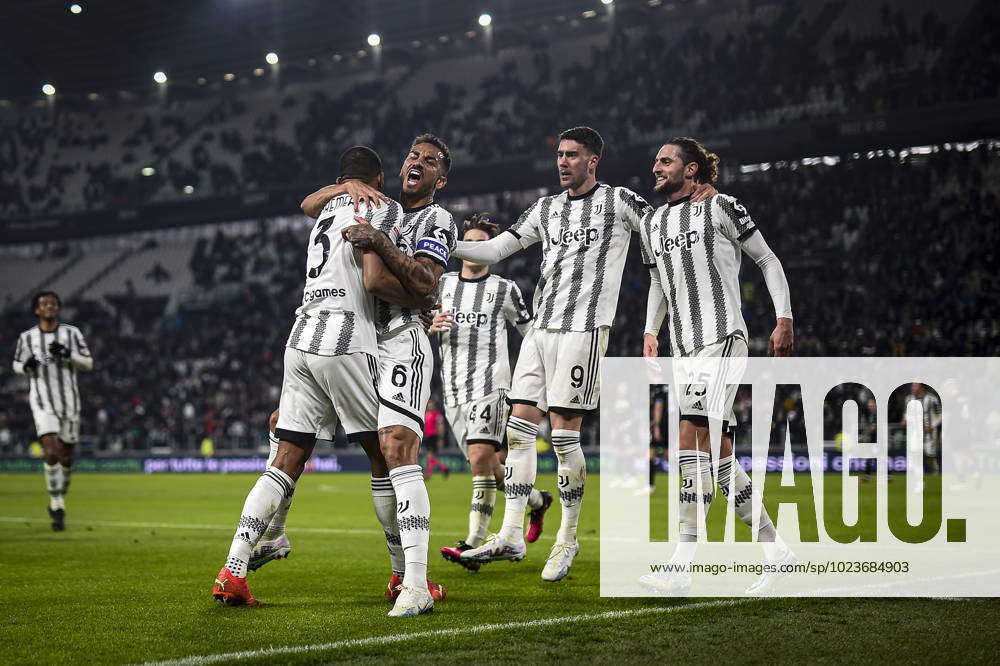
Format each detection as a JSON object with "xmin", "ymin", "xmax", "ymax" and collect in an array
[{"xmin": 654, "ymin": 176, "xmax": 683, "ymax": 196}]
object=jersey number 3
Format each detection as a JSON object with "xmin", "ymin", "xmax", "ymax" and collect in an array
[{"xmin": 308, "ymin": 218, "xmax": 336, "ymax": 278}]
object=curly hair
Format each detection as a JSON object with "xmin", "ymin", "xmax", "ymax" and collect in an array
[
  {"xmin": 667, "ymin": 137, "xmax": 720, "ymax": 184},
  {"xmin": 32, "ymin": 290, "xmax": 60, "ymax": 314},
  {"xmin": 463, "ymin": 212, "xmax": 499, "ymax": 239}
]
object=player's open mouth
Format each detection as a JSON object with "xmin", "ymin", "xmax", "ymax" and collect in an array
[{"xmin": 406, "ymin": 168, "xmax": 422, "ymax": 184}]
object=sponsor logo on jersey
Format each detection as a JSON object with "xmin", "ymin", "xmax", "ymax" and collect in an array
[
  {"xmin": 453, "ymin": 311, "xmax": 489, "ymax": 327},
  {"xmin": 570, "ymin": 395, "xmax": 581, "ymax": 404},
  {"xmin": 302, "ymin": 287, "xmax": 347, "ymax": 302},
  {"xmin": 653, "ymin": 229, "xmax": 701, "ymax": 256},
  {"xmin": 549, "ymin": 226, "xmax": 600, "ymax": 247},
  {"xmin": 392, "ymin": 392, "xmax": 406, "ymax": 401}
]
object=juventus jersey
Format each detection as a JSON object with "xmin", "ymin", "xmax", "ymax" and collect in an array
[
  {"xmin": 374, "ymin": 202, "xmax": 457, "ymax": 337},
  {"xmin": 287, "ymin": 194, "xmax": 401, "ymax": 356},
  {"xmin": 639, "ymin": 193, "xmax": 757, "ymax": 357},
  {"xmin": 13, "ymin": 324, "xmax": 92, "ymax": 417},
  {"xmin": 509, "ymin": 183, "xmax": 650, "ymax": 332},
  {"xmin": 916, "ymin": 392, "xmax": 942, "ymax": 445},
  {"xmin": 437, "ymin": 272, "xmax": 532, "ymax": 407}
]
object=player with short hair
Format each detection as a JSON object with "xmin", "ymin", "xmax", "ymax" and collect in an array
[
  {"xmin": 429, "ymin": 213, "xmax": 553, "ymax": 571},
  {"xmin": 213, "ymin": 146, "xmax": 442, "ymax": 616},
  {"xmin": 636, "ymin": 137, "xmax": 796, "ymax": 596},
  {"xmin": 12, "ymin": 291, "xmax": 93, "ymax": 531},
  {"xmin": 303, "ymin": 134, "xmax": 459, "ymax": 615},
  {"xmin": 448, "ymin": 127, "xmax": 714, "ymax": 581}
]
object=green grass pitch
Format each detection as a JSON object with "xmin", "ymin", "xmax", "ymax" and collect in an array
[{"xmin": 1, "ymin": 472, "xmax": 997, "ymax": 664}]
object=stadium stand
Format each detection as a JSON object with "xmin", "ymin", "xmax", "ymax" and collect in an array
[{"xmin": 1, "ymin": 0, "xmax": 997, "ymax": 454}]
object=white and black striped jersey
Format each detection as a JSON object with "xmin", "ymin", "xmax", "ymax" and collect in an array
[
  {"xmin": 374, "ymin": 202, "xmax": 458, "ymax": 337},
  {"xmin": 915, "ymin": 391, "xmax": 942, "ymax": 445},
  {"xmin": 639, "ymin": 193, "xmax": 756, "ymax": 357},
  {"xmin": 436, "ymin": 271, "xmax": 532, "ymax": 407},
  {"xmin": 12, "ymin": 323, "xmax": 93, "ymax": 417},
  {"xmin": 508, "ymin": 183, "xmax": 651, "ymax": 332},
  {"xmin": 287, "ymin": 194, "xmax": 402, "ymax": 356}
]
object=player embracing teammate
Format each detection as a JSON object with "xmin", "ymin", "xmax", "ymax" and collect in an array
[{"xmin": 449, "ymin": 127, "xmax": 714, "ymax": 581}]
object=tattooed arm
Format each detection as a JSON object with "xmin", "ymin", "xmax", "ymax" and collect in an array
[
  {"xmin": 362, "ymin": 251, "xmax": 438, "ymax": 309},
  {"xmin": 343, "ymin": 218, "xmax": 441, "ymax": 301}
]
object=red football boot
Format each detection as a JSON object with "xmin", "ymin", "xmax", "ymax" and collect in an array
[
  {"xmin": 213, "ymin": 567, "xmax": 260, "ymax": 606},
  {"xmin": 526, "ymin": 490, "xmax": 553, "ymax": 543},
  {"xmin": 386, "ymin": 573, "xmax": 447, "ymax": 602}
]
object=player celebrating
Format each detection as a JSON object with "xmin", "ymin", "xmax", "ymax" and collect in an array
[
  {"xmin": 428, "ymin": 213, "xmax": 553, "ymax": 571},
  {"xmin": 637, "ymin": 137, "xmax": 795, "ymax": 596},
  {"xmin": 306, "ymin": 134, "xmax": 459, "ymax": 615},
  {"xmin": 448, "ymin": 127, "xmax": 714, "ymax": 581},
  {"xmin": 213, "ymin": 147, "xmax": 441, "ymax": 616},
  {"xmin": 12, "ymin": 291, "xmax": 93, "ymax": 531}
]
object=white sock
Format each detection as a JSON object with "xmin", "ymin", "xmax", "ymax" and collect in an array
[
  {"xmin": 527, "ymin": 488, "xmax": 544, "ymax": 510},
  {"xmin": 467, "ymin": 476, "xmax": 497, "ymax": 547},
  {"xmin": 678, "ymin": 450, "xmax": 712, "ymax": 543},
  {"xmin": 372, "ymin": 476, "xmax": 405, "ymax": 576},
  {"xmin": 262, "ymin": 433, "xmax": 290, "ymax": 540},
  {"xmin": 552, "ymin": 429, "xmax": 585, "ymax": 544},
  {"xmin": 717, "ymin": 455, "xmax": 786, "ymax": 560},
  {"xmin": 499, "ymin": 417, "xmax": 538, "ymax": 542},
  {"xmin": 44, "ymin": 463, "xmax": 64, "ymax": 511},
  {"xmin": 59, "ymin": 464, "xmax": 72, "ymax": 496},
  {"xmin": 389, "ymin": 465, "xmax": 430, "ymax": 589},
  {"xmin": 224, "ymin": 466, "xmax": 294, "ymax": 577}
]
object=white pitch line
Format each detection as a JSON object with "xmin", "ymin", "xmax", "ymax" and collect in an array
[
  {"xmin": 0, "ymin": 516, "xmax": 601, "ymax": 542},
  {"xmin": 137, "ymin": 598, "xmax": 758, "ymax": 666}
]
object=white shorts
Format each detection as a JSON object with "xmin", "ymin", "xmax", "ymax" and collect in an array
[
  {"xmin": 377, "ymin": 325, "xmax": 434, "ymax": 438},
  {"xmin": 673, "ymin": 333, "xmax": 748, "ymax": 431},
  {"xmin": 509, "ymin": 327, "xmax": 609, "ymax": 412},
  {"xmin": 275, "ymin": 348, "xmax": 379, "ymax": 443},
  {"xmin": 33, "ymin": 409, "xmax": 80, "ymax": 444},
  {"xmin": 924, "ymin": 435, "xmax": 939, "ymax": 457},
  {"xmin": 446, "ymin": 390, "xmax": 510, "ymax": 459}
]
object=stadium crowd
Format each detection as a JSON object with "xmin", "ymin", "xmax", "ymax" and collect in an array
[
  {"xmin": 0, "ymin": 0, "xmax": 996, "ymax": 216},
  {"xmin": 1, "ymin": 140, "xmax": 997, "ymax": 453}
]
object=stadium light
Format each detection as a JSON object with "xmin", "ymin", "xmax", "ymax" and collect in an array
[
  {"xmin": 153, "ymin": 71, "xmax": 167, "ymax": 84},
  {"xmin": 183, "ymin": 185, "xmax": 195, "ymax": 194},
  {"xmin": 478, "ymin": 13, "xmax": 492, "ymax": 27},
  {"xmin": 224, "ymin": 72, "xmax": 235, "ymax": 81},
  {"xmin": 69, "ymin": 3, "xmax": 83, "ymax": 14},
  {"xmin": 253, "ymin": 67, "xmax": 265, "ymax": 76},
  {"xmin": 42, "ymin": 83, "xmax": 56, "ymax": 96},
  {"xmin": 601, "ymin": 0, "xmax": 614, "ymax": 5},
  {"xmin": 367, "ymin": 33, "xmax": 381, "ymax": 47},
  {"xmin": 141, "ymin": 167, "xmax": 156, "ymax": 176},
  {"xmin": 265, "ymin": 52, "xmax": 279, "ymax": 65}
]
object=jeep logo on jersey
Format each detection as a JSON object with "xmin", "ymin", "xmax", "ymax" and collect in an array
[
  {"xmin": 654, "ymin": 230, "xmax": 701, "ymax": 256},
  {"xmin": 454, "ymin": 311, "xmax": 489, "ymax": 327},
  {"xmin": 550, "ymin": 227, "xmax": 600, "ymax": 247}
]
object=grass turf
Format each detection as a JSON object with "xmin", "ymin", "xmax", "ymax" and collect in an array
[{"xmin": 0, "ymin": 472, "xmax": 996, "ymax": 665}]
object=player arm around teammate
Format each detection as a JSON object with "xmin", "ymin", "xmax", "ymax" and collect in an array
[{"xmin": 301, "ymin": 180, "xmax": 390, "ymax": 218}]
